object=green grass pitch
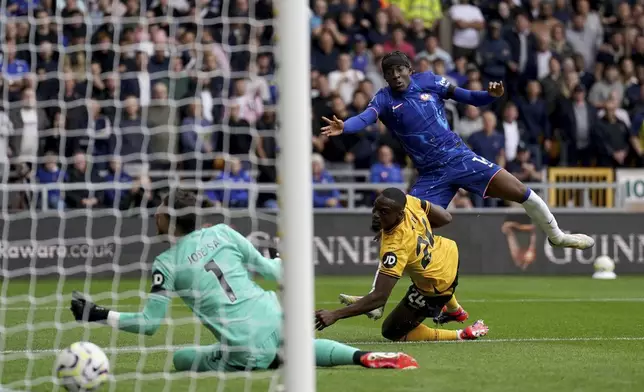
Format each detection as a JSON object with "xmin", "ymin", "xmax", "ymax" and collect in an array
[{"xmin": 1, "ymin": 276, "xmax": 644, "ymax": 392}]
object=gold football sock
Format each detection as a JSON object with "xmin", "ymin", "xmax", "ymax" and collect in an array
[
  {"xmin": 445, "ymin": 295, "xmax": 460, "ymax": 313},
  {"xmin": 401, "ymin": 324, "xmax": 459, "ymax": 341}
]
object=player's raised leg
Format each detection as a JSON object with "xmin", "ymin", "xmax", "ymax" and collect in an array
[
  {"xmin": 484, "ymin": 169, "xmax": 594, "ymax": 250},
  {"xmin": 314, "ymin": 339, "xmax": 418, "ymax": 370}
]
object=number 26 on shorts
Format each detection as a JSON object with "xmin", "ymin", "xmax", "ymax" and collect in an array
[{"xmin": 472, "ymin": 156, "xmax": 494, "ymax": 168}]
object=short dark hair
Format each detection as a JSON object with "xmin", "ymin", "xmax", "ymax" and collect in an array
[
  {"xmin": 381, "ymin": 187, "xmax": 407, "ymax": 209},
  {"xmin": 516, "ymin": 11, "xmax": 529, "ymax": 20},
  {"xmin": 163, "ymin": 190, "xmax": 214, "ymax": 234},
  {"xmin": 392, "ymin": 25, "xmax": 406, "ymax": 33},
  {"xmin": 504, "ymin": 101, "xmax": 517, "ymax": 110}
]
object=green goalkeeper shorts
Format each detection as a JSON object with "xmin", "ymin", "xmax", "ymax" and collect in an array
[{"xmin": 172, "ymin": 328, "xmax": 281, "ymax": 372}]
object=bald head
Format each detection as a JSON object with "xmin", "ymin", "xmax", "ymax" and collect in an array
[
  {"xmin": 153, "ymin": 82, "xmax": 168, "ymax": 99},
  {"xmin": 381, "ymin": 188, "xmax": 407, "ymax": 208}
]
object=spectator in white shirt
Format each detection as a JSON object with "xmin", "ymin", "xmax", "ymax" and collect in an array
[
  {"xmin": 328, "ymin": 53, "xmax": 365, "ymax": 105},
  {"xmin": 448, "ymin": 0, "xmax": 485, "ymax": 61},
  {"xmin": 535, "ymin": 36, "xmax": 553, "ymax": 80},
  {"xmin": 134, "ymin": 51, "xmax": 152, "ymax": 107},
  {"xmin": 232, "ymin": 79, "xmax": 264, "ymax": 125},
  {"xmin": 9, "ymin": 88, "xmax": 49, "ymax": 172},
  {"xmin": 500, "ymin": 102, "xmax": 526, "ymax": 162},
  {"xmin": 577, "ymin": 0, "xmax": 603, "ymax": 42},
  {"xmin": 566, "ymin": 13, "xmax": 602, "ymax": 72}
]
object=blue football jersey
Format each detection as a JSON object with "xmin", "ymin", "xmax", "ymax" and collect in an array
[{"xmin": 367, "ymin": 72, "xmax": 466, "ymax": 171}]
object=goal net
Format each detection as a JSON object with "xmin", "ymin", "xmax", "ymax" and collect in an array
[{"xmin": 0, "ymin": 0, "xmax": 310, "ymax": 390}]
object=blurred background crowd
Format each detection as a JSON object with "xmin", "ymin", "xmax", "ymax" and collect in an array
[{"xmin": 1, "ymin": 0, "xmax": 643, "ymax": 211}]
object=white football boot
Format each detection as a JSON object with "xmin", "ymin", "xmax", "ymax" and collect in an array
[
  {"xmin": 338, "ymin": 294, "xmax": 384, "ymax": 320},
  {"xmin": 548, "ymin": 233, "xmax": 595, "ymax": 250}
]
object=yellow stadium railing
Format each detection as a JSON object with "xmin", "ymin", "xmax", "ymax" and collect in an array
[{"xmin": 547, "ymin": 168, "xmax": 614, "ymax": 208}]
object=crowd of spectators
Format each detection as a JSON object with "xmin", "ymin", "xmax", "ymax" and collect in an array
[
  {"xmin": 1, "ymin": 0, "xmax": 644, "ymax": 211},
  {"xmin": 310, "ymin": 0, "xmax": 644, "ymax": 208},
  {"xmin": 0, "ymin": 0, "xmax": 277, "ymax": 210}
]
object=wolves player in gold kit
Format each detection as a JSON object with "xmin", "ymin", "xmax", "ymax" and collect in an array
[{"xmin": 315, "ymin": 188, "xmax": 488, "ymax": 342}]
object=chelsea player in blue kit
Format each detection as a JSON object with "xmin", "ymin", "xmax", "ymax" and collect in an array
[
  {"xmin": 69, "ymin": 190, "xmax": 419, "ymax": 372},
  {"xmin": 323, "ymin": 51, "xmax": 595, "ymax": 319}
]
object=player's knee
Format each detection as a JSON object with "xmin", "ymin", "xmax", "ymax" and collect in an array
[
  {"xmin": 381, "ymin": 323, "xmax": 405, "ymax": 341},
  {"xmin": 503, "ymin": 172, "xmax": 528, "ymax": 199},
  {"xmin": 514, "ymin": 181, "xmax": 529, "ymax": 199},
  {"xmin": 488, "ymin": 169, "xmax": 529, "ymax": 203},
  {"xmin": 173, "ymin": 349, "xmax": 197, "ymax": 372}
]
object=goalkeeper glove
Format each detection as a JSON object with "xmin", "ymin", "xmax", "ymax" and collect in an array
[
  {"xmin": 268, "ymin": 247, "xmax": 280, "ymax": 259},
  {"xmin": 70, "ymin": 291, "xmax": 110, "ymax": 322}
]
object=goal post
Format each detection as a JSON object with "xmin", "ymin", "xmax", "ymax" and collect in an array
[{"xmin": 277, "ymin": 0, "xmax": 316, "ymax": 392}]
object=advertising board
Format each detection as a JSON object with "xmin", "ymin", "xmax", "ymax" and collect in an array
[{"xmin": 2, "ymin": 211, "xmax": 643, "ymax": 277}]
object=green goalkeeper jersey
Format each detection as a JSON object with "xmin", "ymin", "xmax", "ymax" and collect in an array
[{"xmin": 113, "ymin": 224, "xmax": 282, "ymax": 347}]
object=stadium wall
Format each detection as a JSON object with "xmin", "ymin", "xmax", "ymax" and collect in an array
[{"xmin": 1, "ymin": 212, "xmax": 643, "ymax": 277}]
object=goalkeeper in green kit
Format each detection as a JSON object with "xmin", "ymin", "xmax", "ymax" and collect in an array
[{"xmin": 70, "ymin": 190, "xmax": 418, "ymax": 372}]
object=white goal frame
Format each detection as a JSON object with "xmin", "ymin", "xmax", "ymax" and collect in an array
[{"xmin": 278, "ymin": 1, "xmax": 316, "ymax": 392}]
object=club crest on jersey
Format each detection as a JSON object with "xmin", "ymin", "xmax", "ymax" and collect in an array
[{"xmin": 420, "ymin": 93, "xmax": 432, "ymax": 101}]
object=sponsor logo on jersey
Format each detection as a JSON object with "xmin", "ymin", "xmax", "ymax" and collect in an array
[
  {"xmin": 382, "ymin": 252, "xmax": 398, "ymax": 268},
  {"xmin": 150, "ymin": 270, "xmax": 166, "ymax": 293},
  {"xmin": 153, "ymin": 272, "xmax": 164, "ymax": 286},
  {"xmin": 420, "ymin": 93, "xmax": 431, "ymax": 101},
  {"xmin": 437, "ymin": 77, "xmax": 449, "ymax": 87}
]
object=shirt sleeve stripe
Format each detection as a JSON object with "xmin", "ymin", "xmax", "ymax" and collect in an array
[
  {"xmin": 368, "ymin": 106, "xmax": 379, "ymax": 119},
  {"xmin": 420, "ymin": 199, "xmax": 431, "ymax": 214},
  {"xmin": 377, "ymin": 269, "xmax": 401, "ymax": 279}
]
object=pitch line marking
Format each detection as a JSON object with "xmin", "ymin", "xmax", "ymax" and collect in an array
[
  {"xmin": 351, "ymin": 336, "xmax": 644, "ymax": 345},
  {"xmin": 1, "ymin": 337, "xmax": 644, "ymax": 355},
  {"xmin": 2, "ymin": 297, "xmax": 644, "ymax": 311}
]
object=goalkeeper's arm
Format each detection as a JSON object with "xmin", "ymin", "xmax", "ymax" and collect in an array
[
  {"xmin": 70, "ymin": 291, "xmax": 169, "ymax": 336},
  {"xmin": 223, "ymin": 225, "xmax": 282, "ymax": 282}
]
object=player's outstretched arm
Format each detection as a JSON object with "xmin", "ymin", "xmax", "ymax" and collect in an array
[
  {"xmin": 315, "ymin": 272, "xmax": 397, "ymax": 330},
  {"xmin": 70, "ymin": 291, "xmax": 170, "ymax": 336},
  {"xmin": 426, "ymin": 202, "xmax": 452, "ymax": 228},
  {"xmin": 106, "ymin": 295, "xmax": 170, "ymax": 336},
  {"xmin": 321, "ymin": 108, "xmax": 378, "ymax": 136},
  {"xmin": 447, "ymin": 81, "xmax": 504, "ymax": 107}
]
